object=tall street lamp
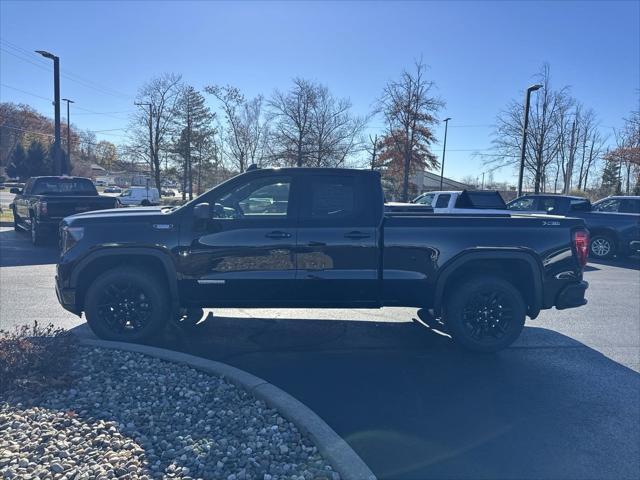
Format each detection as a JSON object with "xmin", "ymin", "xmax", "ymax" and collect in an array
[
  {"xmin": 62, "ymin": 99, "xmax": 74, "ymax": 166},
  {"xmin": 35, "ymin": 50, "xmax": 64, "ymax": 174},
  {"xmin": 517, "ymin": 84, "xmax": 542, "ymax": 196},
  {"xmin": 439, "ymin": 117, "xmax": 452, "ymax": 190}
]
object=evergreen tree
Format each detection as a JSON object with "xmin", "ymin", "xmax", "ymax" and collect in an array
[
  {"xmin": 600, "ymin": 160, "xmax": 622, "ymax": 195},
  {"xmin": 6, "ymin": 143, "xmax": 27, "ymax": 179},
  {"xmin": 173, "ymin": 86, "xmax": 215, "ymax": 200}
]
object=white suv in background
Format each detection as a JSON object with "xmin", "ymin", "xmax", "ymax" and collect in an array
[{"xmin": 118, "ymin": 186, "xmax": 161, "ymax": 206}]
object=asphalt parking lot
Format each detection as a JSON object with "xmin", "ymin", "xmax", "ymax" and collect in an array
[{"xmin": 1, "ymin": 225, "xmax": 638, "ymax": 479}]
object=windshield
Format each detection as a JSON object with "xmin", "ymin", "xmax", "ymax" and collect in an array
[{"xmin": 31, "ymin": 178, "xmax": 97, "ymax": 195}]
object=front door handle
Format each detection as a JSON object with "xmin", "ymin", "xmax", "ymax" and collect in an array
[
  {"xmin": 265, "ymin": 231, "xmax": 291, "ymax": 239},
  {"xmin": 344, "ymin": 231, "xmax": 371, "ymax": 239}
]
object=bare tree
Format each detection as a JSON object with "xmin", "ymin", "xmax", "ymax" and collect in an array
[
  {"xmin": 267, "ymin": 78, "xmax": 316, "ymax": 167},
  {"xmin": 491, "ymin": 64, "xmax": 573, "ymax": 193},
  {"xmin": 308, "ymin": 85, "xmax": 366, "ymax": 167},
  {"xmin": 364, "ymin": 134, "xmax": 381, "ymax": 170},
  {"xmin": 206, "ymin": 85, "xmax": 268, "ymax": 173},
  {"xmin": 130, "ymin": 73, "xmax": 183, "ymax": 190},
  {"xmin": 377, "ymin": 58, "xmax": 444, "ymax": 201}
]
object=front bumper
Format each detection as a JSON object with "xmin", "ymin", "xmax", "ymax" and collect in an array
[
  {"xmin": 55, "ymin": 275, "xmax": 80, "ymax": 315},
  {"xmin": 555, "ymin": 280, "xmax": 588, "ymax": 310}
]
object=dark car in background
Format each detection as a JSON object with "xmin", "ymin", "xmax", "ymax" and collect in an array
[
  {"xmin": 507, "ymin": 194, "xmax": 640, "ymax": 259},
  {"xmin": 10, "ymin": 176, "xmax": 119, "ymax": 245}
]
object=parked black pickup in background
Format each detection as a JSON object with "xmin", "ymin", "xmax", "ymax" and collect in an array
[
  {"xmin": 10, "ymin": 176, "xmax": 119, "ymax": 245},
  {"xmin": 55, "ymin": 167, "xmax": 590, "ymax": 352}
]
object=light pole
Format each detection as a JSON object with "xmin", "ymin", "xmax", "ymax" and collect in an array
[
  {"xmin": 517, "ymin": 84, "xmax": 542, "ymax": 196},
  {"xmin": 36, "ymin": 50, "xmax": 63, "ymax": 174},
  {"xmin": 439, "ymin": 117, "xmax": 451, "ymax": 190},
  {"xmin": 62, "ymin": 98, "xmax": 74, "ymax": 166}
]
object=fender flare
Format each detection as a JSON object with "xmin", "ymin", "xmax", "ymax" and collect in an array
[
  {"xmin": 433, "ymin": 249, "xmax": 544, "ymax": 318},
  {"xmin": 71, "ymin": 246, "xmax": 180, "ymax": 314}
]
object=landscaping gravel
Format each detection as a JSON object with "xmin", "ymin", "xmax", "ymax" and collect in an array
[{"xmin": 0, "ymin": 347, "xmax": 340, "ymax": 480}]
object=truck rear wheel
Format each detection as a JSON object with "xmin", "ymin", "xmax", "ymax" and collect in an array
[
  {"xmin": 444, "ymin": 276, "xmax": 526, "ymax": 353},
  {"xmin": 84, "ymin": 267, "xmax": 169, "ymax": 342}
]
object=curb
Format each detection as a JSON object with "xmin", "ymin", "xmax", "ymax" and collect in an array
[{"xmin": 77, "ymin": 337, "xmax": 377, "ymax": 480}]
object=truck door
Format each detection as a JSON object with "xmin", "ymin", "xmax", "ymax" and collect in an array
[
  {"xmin": 182, "ymin": 174, "xmax": 299, "ymax": 306},
  {"xmin": 295, "ymin": 173, "xmax": 379, "ymax": 306}
]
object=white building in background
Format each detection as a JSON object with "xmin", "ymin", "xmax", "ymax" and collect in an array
[{"xmin": 411, "ymin": 170, "xmax": 472, "ymax": 193}]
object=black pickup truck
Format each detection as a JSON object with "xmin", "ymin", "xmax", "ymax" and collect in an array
[
  {"xmin": 507, "ymin": 194, "xmax": 640, "ymax": 259},
  {"xmin": 10, "ymin": 176, "xmax": 119, "ymax": 245},
  {"xmin": 56, "ymin": 168, "xmax": 590, "ymax": 352}
]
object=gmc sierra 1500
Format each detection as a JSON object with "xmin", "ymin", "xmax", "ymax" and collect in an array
[{"xmin": 56, "ymin": 168, "xmax": 589, "ymax": 352}]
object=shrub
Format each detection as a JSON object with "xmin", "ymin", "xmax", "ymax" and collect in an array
[{"xmin": 0, "ymin": 322, "xmax": 76, "ymax": 395}]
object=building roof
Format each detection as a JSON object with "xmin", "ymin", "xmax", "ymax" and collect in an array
[{"xmin": 421, "ymin": 171, "xmax": 471, "ymax": 190}]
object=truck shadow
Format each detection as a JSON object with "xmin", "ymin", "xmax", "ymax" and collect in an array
[
  {"xmin": 588, "ymin": 255, "xmax": 640, "ymax": 271},
  {"xmin": 0, "ymin": 229, "xmax": 58, "ymax": 267},
  {"xmin": 67, "ymin": 314, "xmax": 636, "ymax": 480}
]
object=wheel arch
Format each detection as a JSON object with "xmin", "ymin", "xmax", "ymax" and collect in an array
[
  {"xmin": 71, "ymin": 248, "xmax": 180, "ymax": 315},
  {"xmin": 588, "ymin": 227, "xmax": 619, "ymax": 244},
  {"xmin": 433, "ymin": 249, "xmax": 543, "ymax": 319}
]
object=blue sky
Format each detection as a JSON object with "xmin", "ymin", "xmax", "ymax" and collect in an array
[{"xmin": 1, "ymin": 0, "xmax": 638, "ymax": 183}]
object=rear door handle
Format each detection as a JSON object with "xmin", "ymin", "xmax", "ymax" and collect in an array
[
  {"xmin": 265, "ymin": 231, "xmax": 292, "ymax": 239},
  {"xmin": 344, "ymin": 231, "xmax": 371, "ymax": 239}
]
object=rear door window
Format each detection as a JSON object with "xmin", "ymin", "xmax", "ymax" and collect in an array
[
  {"xmin": 539, "ymin": 197, "xmax": 562, "ymax": 213},
  {"xmin": 435, "ymin": 194, "xmax": 451, "ymax": 208},
  {"xmin": 301, "ymin": 174, "xmax": 370, "ymax": 226},
  {"xmin": 619, "ymin": 199, "xmax": 640, "ymax": 214},
  {"xmin": 569, "ymin": 199, "xmax": 591, "ymax": 212}
]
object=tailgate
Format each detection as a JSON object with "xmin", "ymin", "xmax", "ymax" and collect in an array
[{"xmin": 44, "ymin": 196, "xmax": 116, "ymax": 218}]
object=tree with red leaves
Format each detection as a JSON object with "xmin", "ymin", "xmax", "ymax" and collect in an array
[{"xmin": 377, "ymin": 58, "xmax": 443, "ymax": 201}]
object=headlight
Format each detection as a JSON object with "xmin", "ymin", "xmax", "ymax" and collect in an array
[{"xmin": 61, "ymin": 226, "xmax": 84, "ymax": 254}]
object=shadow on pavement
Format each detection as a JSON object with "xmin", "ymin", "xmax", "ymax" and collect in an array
[
  {"xmin": 0, "ymin": 228, "xmax": 59, "ymax": 267},
  {"xmin": 588, "ymin": 255, "xmax": 640, "ymax": 271},
  {"xmin": 74, "ymin": 315, "xmax": 640, "ymax": 480}
]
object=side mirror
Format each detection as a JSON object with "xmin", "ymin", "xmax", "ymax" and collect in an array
[
  {"xmin": 193, "ymin": 202, "xmax": 210, "ymax": 220},
  {"xmin": 10, "ymin": 188, "xmax": 21, "ymax": 194}
]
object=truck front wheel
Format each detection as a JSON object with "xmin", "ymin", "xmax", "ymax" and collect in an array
[
  {"xmin": 30, "ymin": 218, "xmax": 44, "ymax": 246},
  {"xmin": 444, "ymin": 276, "xmax": 526, "ymax": 353},
  {"xmin": 84, "ymin": 267, "xmax": 169, "ymax": 342},
  {"xmin": 589, "ymin": 235, "xmax": 616, "ymax": 259}
]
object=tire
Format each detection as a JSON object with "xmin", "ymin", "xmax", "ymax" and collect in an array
[
  {"xmin": 444, "ymin": 275, "xmax": 526, "ymax": 353},
  {"xmin": 590, "ymin": 235, "xmax": 616, "ymax": 259},
  {"xmin": 84, "ymin": 267, "xmax": 170, "ymax": 342},
  {"xmin": 13, "ymin": 209, "xmax": 22, "ymax": 232},
  {"xmin": 30, "ymin": 217, "xmax": 44, "ymax": 246}
]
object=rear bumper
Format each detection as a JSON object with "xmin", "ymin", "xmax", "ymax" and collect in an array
[
  {"xmin": 555, "ymin": 280, "xmax": 588, "ymax": 310},
  {"xmin": 55, "ymin": 275, "xmax": 80, "ymax": 315}
]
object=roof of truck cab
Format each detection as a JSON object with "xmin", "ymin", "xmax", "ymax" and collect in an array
[
  {"xmin": 521, "ymin": 194, "xmax": 587, "ymax": 200},
  {"xmin": 243, "ymin": 167, "xmax": 378, "ymax": 175},
  {"xmin": 31, "ymin": 176, "xmax": 92, "ymax": 180}
]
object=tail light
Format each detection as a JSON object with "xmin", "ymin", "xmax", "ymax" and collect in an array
[
  {"xmin": 573, "ymin": 230, "xmax": 589, "ymax": 268},
  {"xmin": 38, "ymin": 202, "xmax": 48, "ymax": 216}
]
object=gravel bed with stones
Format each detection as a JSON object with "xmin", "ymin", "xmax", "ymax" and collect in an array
[{"xmin": 0, "ymin": 347, "xmax": 340, "ymax": 480}]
